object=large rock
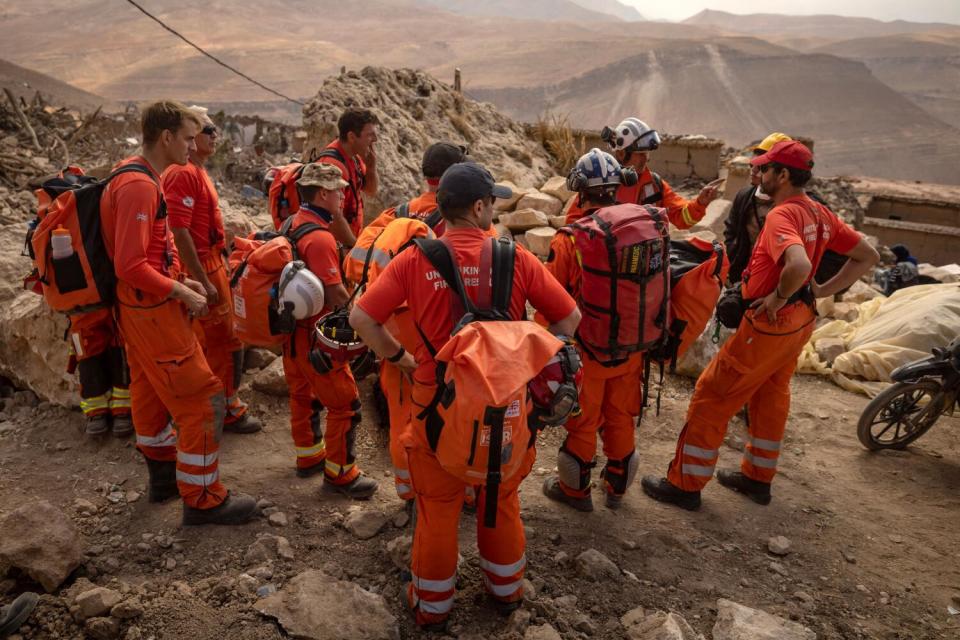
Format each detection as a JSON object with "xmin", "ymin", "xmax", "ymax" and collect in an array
[
  {"xmin": 688, "ymin": 198, "xmax": 730, "ymax": 240},
  {"xmin": 676, "ymin": 321, "xmax": 732, "ymax": 378},
  {"xmin": 842, "ymin": 279, "xmax": 882, "ymax": 303},
  {"xmin": 575, "ymin": 549, "xmax": 620, "ymax": 582},
  {"xmin": 525, "ymin": 624, "xmax": 562, "ymax": 640},
  {"xmin": 256, "ymin": 570, "xmax": 400, "ymax": 640},
  {"xmin": 302, "ymin": 67, "xmax": 553, "ymax": 214},
  {"xmin": 252, "ymin": 359, "xmax": 288, "ymax": 396},
  {"xmin": 815, "ymin": 337, "xmax": 845, "ymax": 366},
  {"xmin": 493, "ymin": 181, "xmax": 528, "ymax": 212},
  {"xmin": 525, "ymin": 227, "xmax": 557, "ymax": 259},
  {"xmin": 220, "ymin": 198, "xmax": 272, "ymax": 245},
  {"xmin": 540, "ymin": 176, "xmax": 575, "ymax": 203},
  {"xmin": 712, "ymin": 599, "xmax": 815, "ymax": 640},
  {"xmin": 76, "ymin": 586, "xmax": 123, "ymax": 619},
  {"xmin": 0, "ymin": 500, "xmax": 83, "ymax": 592},
  {"xmin": 622, "ymin": 609, "xmax": 703, "ymax": 640},
  {"xmin": 500, "ymin": 208, "xmax": 549, "ymax": 232},
  {"xmin": 516, "ymin": 191, "xmax": 563, "ymax": 218},
  {"xmin": 344, "ymin": 509, "xmax": 388, "ymax": 540},
  {"xmin": 0, "ymin": 292, "xmax": 75, "ymax": 406}
]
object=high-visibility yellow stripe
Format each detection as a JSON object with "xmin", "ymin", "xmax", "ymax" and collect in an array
[
  {"xmin": 296, "ymin": 442, "xmax": 325, "ymax": 458},
  {"xmin": 681, "ymin": 205, "xmax": 695, "ymax": 227}
]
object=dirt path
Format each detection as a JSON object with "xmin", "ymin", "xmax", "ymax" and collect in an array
[{"xmin": 1, "ymin": 372, "xmax": 958, "ymax": 639}]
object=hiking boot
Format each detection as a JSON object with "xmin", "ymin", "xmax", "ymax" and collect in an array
[
  {"xmin": 322, "ymin": 474, "xmax": 379, "ymax": 500},
  {"xmin": 716, "ymin": 469, "xmax": 771, "ymax": 506},
  {"xmin": 85, "ymin": 414, "xmax": 109, "ymax": 437},
  {"xmin": 492, "ymin": 597, "xmax": 523, "ymax": 616},
  {"xmin": 542, "ymin": 476, "xmax": 593, "ymax": 512},
  {"xmin": 182, "ymin": 492, "xmax": 260, "ymax": 526},
  {"xmin": 111, "ymin": 414, "xmax": 133, "ymax": 438},
  {"xmin": 224, "ymin": 413, "xmax": 263, "ymax": 434},
  {"xmin": 295, "ymin": 462, "xmax": 325, "ymax": 479},
  {"xmin": 605, "ymin": 491, "xmax": 625, "ymax": 510},
  {"xmin": 640, "ymin": 476, "xmax": 701, "ymax": 511},
  {"xmin": 145, "ymin": 458, "xmax": 179, "ymax": 503},
  {"xmin": 0, "ymin": 592, "xmax": 39, "ymax": 637}
]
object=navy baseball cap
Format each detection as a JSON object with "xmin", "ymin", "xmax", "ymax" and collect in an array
[{"xmin": 437, "ymin": 162, "xmax": 512, "ymax": 210}]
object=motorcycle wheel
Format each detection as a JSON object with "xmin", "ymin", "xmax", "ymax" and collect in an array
[{"xmin": 857, "ymin": 380, "xmax": 945, "ymax": 451}]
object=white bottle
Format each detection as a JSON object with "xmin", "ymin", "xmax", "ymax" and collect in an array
[{"xmin": 51, "ymin": 226, "xmax": 74, "ymax": 260}]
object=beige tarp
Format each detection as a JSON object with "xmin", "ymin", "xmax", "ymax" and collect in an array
[{"xmin": 799, "ymin": 284, "xmax": 960, "ymax": 395}]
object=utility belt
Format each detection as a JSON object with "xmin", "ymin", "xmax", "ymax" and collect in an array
[{"xmin": 716, "ymin": 281, "xmax": 814, "ymax": 330}]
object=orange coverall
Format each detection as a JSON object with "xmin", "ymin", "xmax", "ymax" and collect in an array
[
  {"xmin": 163, "ymin": 160, "xmax": 248, "ymax": 425},
  {"xmin": 68, "ymin": 308, "xmax": 131, "ymax": 420},
  {"xmin": 282, "ymin": 205, "xmax": 362, "ymax": 484},
  {"xmin": 101, "ymin": 156, "xmax": 227, "ymax": 510},
  {"xmin": 667, "ymin": 195, "xmax": 861, "ymax": 491}
]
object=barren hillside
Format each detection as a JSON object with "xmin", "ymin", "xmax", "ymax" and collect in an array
[
  {"xmin": 472, "ymin": 42, "xmax": 960, "ymax": 185},
  {"xmin": 813, "ymin": 35, "xmax": 960, "ymax": 129},
  {"xmin": 0, "ymin": 59, "xmax": 117, "ymax": 112}
]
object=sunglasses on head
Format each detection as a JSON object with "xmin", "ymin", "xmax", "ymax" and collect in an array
[{"xmin": 201, "ymin": 125, "xmax": 218, "ymax": 136}]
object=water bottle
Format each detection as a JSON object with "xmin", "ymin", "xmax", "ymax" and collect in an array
[{"xmin": 51, "ymin": 226, "xmax": 74, "ymax": 260}]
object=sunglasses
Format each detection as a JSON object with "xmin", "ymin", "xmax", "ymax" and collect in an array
[{"xmin": 201, "ymin": 125, "xmax": 218, "ymax": 137}]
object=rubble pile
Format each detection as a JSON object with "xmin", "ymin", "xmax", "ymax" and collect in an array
[{"xmin": 302, "ymin": 67, "xmax": 555, "ymax": 214}]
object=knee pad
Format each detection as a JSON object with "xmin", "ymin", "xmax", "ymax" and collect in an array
[
  {"xmin": 308, "ymin": 348, "xmax": 333, "ymax": 374},
  {"xmin": 557, "ymin": 446, "xmax": 594, "ymax": 492},
  {"xmin": 603, "ymin": 450, "xmax": 639, "ymax": 495}
]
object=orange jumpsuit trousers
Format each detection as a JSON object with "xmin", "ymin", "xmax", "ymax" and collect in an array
[
  {"xmin": 68, "ymin": 308, "xmax": 131, "ymax": 419},
  {"xmin": 191, "ymin": 251, "xmax": 248, "ymax": 424},
  {"xmin": 117, "ymin": 282, "xmax": 228, "ymax": 509},
  {"xmin": 558, "ymin": 351, "xmax": 643, "ymax": 499},
  {"xmin": 282, "ymin": 324, "xmax": 361, "ymax": 484},
  {"xmin": 380, "ymin": 308, "xmax": 420, "ymax": 500},
  {"xmin": 405, "ymin": 382, "xmax": 534, "ymax": 626},
  {"xmin": 667, "ymin": 302, "xmax": 816, "ymax": 491}
]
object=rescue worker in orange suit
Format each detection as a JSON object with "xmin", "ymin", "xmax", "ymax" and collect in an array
[
  {"xmin": 641, "ymin": 141, "xmax": 879, "ymax": 510},
  {"xmin": 541, "ymin": 149, "xmax": 646, "ymax": 512},
  {"xmin": 315, "ymin": 108, "xmax": 380, "ymax": 247},
  {"xmin": 282, "ymin": 163, "xmax": 378, "ymax": 498},
  {"xmin": 101, "ymin": 101, "xmax": 258, "ymax": 525},
  {"xmin": 564, "ymin": 117, "xmax": 721, "ymax": 229},
  {"xmin": 350, "ymin": 162, "xmax": 581, "ymax": 631},
  {"xmin": 67, "ymin": 308, "xmax": 132, "ymax": 437},
  {"xmin": 345, "ymin": 142, "xmax": 467, "ymax": 503},
  {"xmin": 162, "ymin": 107, "xmax": 262, "ymax": 435}
]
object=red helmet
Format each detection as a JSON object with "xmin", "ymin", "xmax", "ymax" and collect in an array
[
  {"xmin": 314, "ymin": 309, "xmax": 367, "ymax": 363},
  {"xmin": 528, "ymin": 341, "xmax": 583, "ymax": 425}
]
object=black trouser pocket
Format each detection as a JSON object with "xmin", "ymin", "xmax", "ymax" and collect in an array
[{"xmin": 52, "ymin": 253, "xmax": 87, "ymax": 293}]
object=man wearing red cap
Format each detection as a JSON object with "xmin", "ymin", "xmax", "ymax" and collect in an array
[{"xmin": 641, "ymin": 141, "xmax": 879, "ymax": 510}]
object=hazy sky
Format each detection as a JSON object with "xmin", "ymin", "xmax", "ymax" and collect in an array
[{"xmin": 628, "ymin": 0, "xmax": 960, "ymax": 25}]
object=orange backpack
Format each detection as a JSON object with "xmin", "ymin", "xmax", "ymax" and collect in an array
[
  {"xmin": 343, "ymin": 216, "xmax": 435, "ymax": 287},
  {"xmin": 25, "ymin": 164, "xmax": 159, "ymax": 313},
  {"xmin": 229, "ymin": 219, "xmax": 327, "ymax": 346},
  {"xmin": 414, "ymin": 237, "xmax": 562, "ymax": 527},
  {"xmin": 667, "ymin": 237, "xmax": 729, "ymax": 361},
  {"xmin": 267, "ymin": 162, "xmax": 305, "ymax": 230}
]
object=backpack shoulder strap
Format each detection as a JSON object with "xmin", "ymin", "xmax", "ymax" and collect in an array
[
  {"xmin": 423, "ymin": 209, "xmax": 442, "ymax": 229},
  {"xmin": 314, "ymin": 148, "xmax": 346, "ymax": 165},
  {"xmin": 106, "ymin": 163, "xmax": 158, "ymax": 185},
  {"xmin": 286, "ymin": 222, "xmax": 325, "ymax": 243},
  {"xmin": 395, "ymin": 202, "xmax": 410, "ymax": 219},
  {"xmin": 489, "ymin": 236, "xmax": 516, "ymax": 317}
]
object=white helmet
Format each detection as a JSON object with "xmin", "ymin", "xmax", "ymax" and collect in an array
[
  {"xmin": 601, "ymin": 117, "xmax": 661, "ymax": 153},
  {"xmin": 278, "ymin": 261, "xmax": 325, "ymax": 320},
  {"xmin": 566, "ymin": 148, "xmax": 638, "ymax": 193}
]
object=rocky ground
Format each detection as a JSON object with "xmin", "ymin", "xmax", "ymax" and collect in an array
[{"xmin": 1, "ymin": 365, "xmax": 958, "ymax": 640}]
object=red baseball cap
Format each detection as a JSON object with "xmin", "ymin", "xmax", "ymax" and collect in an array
[{"xmin": 750, "ymin": 140, "xmax": 814, "ymax": 171}]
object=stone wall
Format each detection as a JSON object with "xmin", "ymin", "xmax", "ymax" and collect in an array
[
  {"xmin": 569, "ymin": 130, "xmax": 722, "ymax": 181},
  {"xmin": 865, "ymin": 196, "xmax": 960, "ymax": 228},
  {"xmin": 860, "ymin": 217, "xmax": 960, "ymax": 265}
]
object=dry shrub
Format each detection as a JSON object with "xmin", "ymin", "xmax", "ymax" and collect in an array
[{"xmin": 534, "ymin": 112, "xmax": 583, "ymax": 174}]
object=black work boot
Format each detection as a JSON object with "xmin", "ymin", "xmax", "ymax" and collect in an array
[
  {"xmin": 640, "ymin": 476, "xmax": 702, "ymax": 511},
  {"xmin": 322, "ymin": 474, "xmax": 379, "ymax": 500},
  {"xmin": 182, "ymin": 492, "xmax": 260, "ymax": 526},
  {"xmin": 0, "ymin": 592, "xmax": 39, "ymax": 638},
  {"xmin": 295, "ymin": 462, "xmax": 325, "ymax": 479},
  {"xmin": 542, "ymin": 476, "xmax": 594, "ymax": 512},
  {"xmin": 223, "ymin": 413, "xmax": 263, "ymax": 434},
  {"xmin": 145, "ymin": 458, "xmax": 179, "ymax": 503},
  {"xmin": 716, "ymin": 469, "xmax": 772, "ymax": 505}
]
